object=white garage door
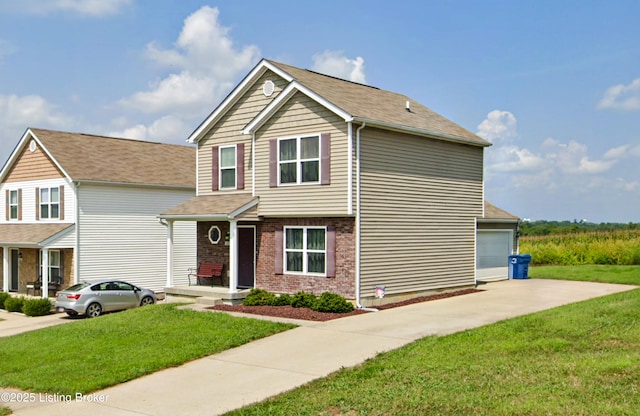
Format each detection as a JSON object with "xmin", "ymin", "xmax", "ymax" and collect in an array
[{"xmin": 476, "ymin": 230, "xmax": 512, "ymax": 281}]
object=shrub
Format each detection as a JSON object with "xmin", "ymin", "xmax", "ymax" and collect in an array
[
  {"xmin": 312, "ymin": 292, "xmax": 354, "ymax": 313},
  {"xmin": 291, "ymin": 291, "xmax": 317, "ymax": 308},
  {"xmin": 243, "ymin": 288, "xmax": 276, "ymax": 306},
  {"xmin": 4, "ymin": 296, "xmax": 25, "ymax": 313},
  {"xmin": 22, "ymin": 298, "xmax": 53, "ymax": 316},
  {"xmin": 272, "ymin": 293, "xmax": 293, "ymax": 306},
  {"xmin": 0, "ymin": 292, "xmax": 9, "ymax": 310}
]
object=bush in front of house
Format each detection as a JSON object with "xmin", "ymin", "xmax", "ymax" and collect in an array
[
  {"xmin": 4, "ymin": 296, "xmax": 25, "ymax": 313},
  {"xmin": 22, "ymin": 298, "xmax": 53, "ymax": 316},
  {"xmin": 291, "ymin": 291, "xmax": 317, "ymax": 309},
  {"xmin": 272, "ymin": 293, "xmax": 293, "ymax": 306},
  {"xmin": 0, "ymin": 292, "xmax": 9, "ymax": 310},
  {"xmin": 312, "ymin": 292, "xmax": 355, "ymax": 313},
  {"xmin": 243, "ymin": 288, "xmax": 277, "ymax": 306}
]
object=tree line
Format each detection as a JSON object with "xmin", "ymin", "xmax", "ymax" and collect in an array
[{"xmin": 520, "ymin": 220, "xmax": 640, "ymax": 236}]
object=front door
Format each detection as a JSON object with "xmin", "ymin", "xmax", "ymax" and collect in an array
[
  {"xmin": 10, "ymin": 249, "xmax": 19, "ymax": 292},
  {"xmin": 237, "ymin": 227, "xmax": 255, "ymax": 288}
]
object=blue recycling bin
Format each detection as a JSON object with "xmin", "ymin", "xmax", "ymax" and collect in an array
[{"xmin": 508, "ymin": 254, "xmax": 532, "ymax": 279}]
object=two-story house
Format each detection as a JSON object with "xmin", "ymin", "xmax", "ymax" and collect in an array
[
  {"xmin": 0, "ymin": 128, "xmax": 196, "ymax": 297},
  {"xmin": 160, "ymin": 59, "xmax": 492, "ymax": 307}
]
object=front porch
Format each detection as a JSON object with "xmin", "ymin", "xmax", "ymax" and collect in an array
[{"xmin": 164, "ymin": 285, "xmax": 251, "ymax": 306}]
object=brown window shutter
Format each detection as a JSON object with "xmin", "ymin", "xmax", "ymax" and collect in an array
[
  {"xmin": 274, "ymin": 225, "xmax": 283, "ymax": 274},
  {"xmin": 35, "ymin": 187, "xmax": 40, "ymax": 220},
  {"xmin": 59, "ymin": 185, "xmax": 64, "ymax": 220},
  {"xmin": 320, "ymin": 133, "xmax": 331, "ymax": 185},
  {"xmin": 326, "ymin": 226, "xmax": 336, "ymax": 277},
  {"xmin": 18, "ymin": 189, "xmax": 22, "ymax": 220},
  {"xmin": 211, "ymin": 146, "xmax": 219, "ymax": 191},
  {"xmin": 5, "ymin": 189, "xmax": 8, "ymax": 221},
  {"xmin": 237, "ymin": 143, "xmax": 245, "ymax": 190},
  {"xmin": 269, "ymin": 139, "xmax": 277, "ymax": 188}
]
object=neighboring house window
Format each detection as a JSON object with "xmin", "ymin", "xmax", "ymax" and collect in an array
[
  {"xmin": 219, "ymin": 145, "xmax": 237, "ymax": 189},
  {"xmin": 279, "ymin": 135, "xmax": 320, "ymax": 185},
  {"xmin": 9, "ymin": 190, "xmax": 20, "ymax": 220},
  {"xmin": 39, "ymin": 250, "xmax": 61, "ymax": 281},
  {"xmin": 39, "ymin": 187, "xmax": 60, "ymax": 219},
  {"xmin": 284, "ymin": 226, "xmax": 326, "ymax": 275}
]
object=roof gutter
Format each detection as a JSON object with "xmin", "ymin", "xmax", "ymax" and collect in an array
[
  {"xmin": 74, "ymin": 180, "xmax": 195, "ymax": 191},
  {"xmin": 351, "ymin": 117, "xmax": 492, "ymax": 148}
]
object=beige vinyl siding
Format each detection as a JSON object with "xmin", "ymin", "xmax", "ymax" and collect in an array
[
  {"xmin": 254, "ymin": 92, "xmax": 350, "ymax": 216},
  {"xmin": 198, "ymin": 71, "xmax": 289, "ymax": 195},
  {"xmin": 359, "ymin": 128, "xmax": 484, "ymax": 296},
  {"xmin": 0, "ymin": 179, "xmax": 74, "ymax": 224},
  {"xmin": 4, "ymin": 144, "xmax": 64, "ymax": 183}
]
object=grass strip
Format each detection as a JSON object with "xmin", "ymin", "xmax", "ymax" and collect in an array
[
  {"xmin": 0, "ymin": 304, "xmax": 294, "ymax": 394},
  {"xmin": 529, "ymin": 265, "xmax": 640, "ymax": 285},
  {"xmin": 227, "ymin": 289, "xmax": 640, "ymax": 416}
]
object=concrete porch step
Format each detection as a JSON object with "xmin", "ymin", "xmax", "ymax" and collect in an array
[{"xmin": 195, "ymin": 296, "xmax": 223, "ymax": 306}]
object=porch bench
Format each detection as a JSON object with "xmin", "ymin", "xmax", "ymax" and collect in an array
[{"xmin": 188, "ymin": 263, "xmax": 224, "ymax": 286}]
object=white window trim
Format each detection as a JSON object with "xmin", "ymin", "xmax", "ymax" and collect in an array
[
  {"xmin": 283, "ymin": 226, "xmax": 327, "ymax": 276},
  {"xmin": 277, "ymin": 134, "xmax": 321, "ymax": 186},
  {"xmin": 219, "ymin": 144, "xmax": 237, "ymax": 190},
  {"xmin": 208, "ymin": 225, "xmax": 222, "ymax": 244},
  {"xmin": 39, "ymin": 250, "xmax": 61, "ymax": 280},
  {"xmin": 9, "ymin": 189, "xmax": 18, "ymax": 220},
  {"xmin": 40, "ymin": 187, "xmax": 60, "ymax": 220}
]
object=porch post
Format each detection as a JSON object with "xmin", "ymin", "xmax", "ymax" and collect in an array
[
  {"xmin": 2, "ymin": 246, "xmax": 8, "ymax": 292},
  {"xmin": 166, "ymin": 220, "xmax": 174, "ymax": 287},
  {"xmin": 41, "ymin": 248, "xmax": 49, "ymax": 299},
  {"xmin": 228, "ymin": 220, "xmax": 238, "ymax": 293}
]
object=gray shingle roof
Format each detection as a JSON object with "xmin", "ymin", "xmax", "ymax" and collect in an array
[
  {"xmin": 483, "ymin": 201, "xmax": 519, "ymax": 220},
  {"xmin": 29, "ymin": 128, "xmax": 195, "ymax": 188},
  {"xmin": 0, "ymin": 223, "xmax": 73, "ymax": 245}
]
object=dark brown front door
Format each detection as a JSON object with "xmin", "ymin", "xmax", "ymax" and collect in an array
[{"xmin": 237, "ymin": 227, "xmax": 255, "ymax": 288}]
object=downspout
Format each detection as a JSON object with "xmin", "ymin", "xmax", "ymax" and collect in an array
[
  {"xmin": 251, "ymin": 133, "xmax": 256, "ymax": 197},
  {"xmin": 74, "ymin": 181, "xmax": 80, "ymax": 284},
  {"xmin": 354, "ymin": 122, "xmax": 377, "ymax": 311}
]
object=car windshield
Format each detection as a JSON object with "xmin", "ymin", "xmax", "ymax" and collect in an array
[{"xmin": 64, "ymin": 283, "xmax": 90, "ymax": 292}]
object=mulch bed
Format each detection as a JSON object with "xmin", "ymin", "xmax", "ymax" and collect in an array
[{"xmin": 208, "ymin": 288, "xmax": 482, "ymax": 322}]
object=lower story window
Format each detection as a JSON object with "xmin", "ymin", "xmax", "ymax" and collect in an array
[
  {"xmin": 285, "ymin": 226, "xmax": 326, "ymax": 275},
  {"xmin": 39, "ymin": 250, "xmax": 61, "ymax": 281}
]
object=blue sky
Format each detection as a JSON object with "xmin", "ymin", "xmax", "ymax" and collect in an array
[{"xmin": 0, "ymin": 0, "xmax": 638, "ymax": 223}]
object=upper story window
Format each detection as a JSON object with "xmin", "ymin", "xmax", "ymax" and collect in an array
[
  {"xmin": 8, "ymin": 189, "xmax": 20, "ymax": 220},
  {"xmin": 219, "ymin": 145, "xmax": 237, "ymax": 189},
  {"xmin": 40, "ymin": 187, "xmax": 60, "ymax": 219},
  {"xmin": 279, "ymin": 135, "xmax": 320, "ymax": 185}
]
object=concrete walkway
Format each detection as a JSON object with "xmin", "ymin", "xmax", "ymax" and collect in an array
[
  {"xmin": 0, "ymin": 308, "xmax": 75, "ymax": 338},
  {"xmin": 2, "ymin": 279, "xmax": 637, "ymax": 415}
]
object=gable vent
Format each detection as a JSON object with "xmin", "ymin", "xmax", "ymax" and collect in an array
[
  {"xmin": 263, "ymin": 80, "xmax": 275, "ymax": 97},
  {"xmin": 29, "ymin": 140, "xmax": 37, "ymax": 152}
]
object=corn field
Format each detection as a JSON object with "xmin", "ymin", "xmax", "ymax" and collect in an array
[{"xmin": 520, "ymin": 229, "xmax": 640, "ymax": 265}]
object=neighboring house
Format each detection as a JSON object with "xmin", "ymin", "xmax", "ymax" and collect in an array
[
  {"xmin": 160, "ymin": 59, "xmax": 491, "ymax": 306},
  {"xmin": 0, "ymin": 128, "xmax": 196, "ymax": 297},
  {"xmin": 476, "ymin": 201, "xmax": 520, "ymax": 281}
]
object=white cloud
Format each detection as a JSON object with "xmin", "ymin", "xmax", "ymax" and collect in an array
[
  {"xmin": 108, "ymin": 115, "xmax": 190, "ymax": 142},
  {"xmin": 597, "ymin": 78, "xmax": 640, "ymax": 110},
  {"xmin": 311, "ymin": 51, "xmax": 367, "ymax": 84},
  {"xmin": 3, "ymin": 0, "xmax": 132, "ymax": 16},
  {"xmin": 603, "ymin": 145, "xmax": 629, "ymax": 159},
  {"xmin": 0, "ymin": 94, "xmax": 72, "ymax": 130},
  {"xmin": 119, "ymin": 6, "xmax": 260, "ymax": 116},
  {"xmin": 476, "ymin": 110, "xmax": 517, "ymax": 143}
]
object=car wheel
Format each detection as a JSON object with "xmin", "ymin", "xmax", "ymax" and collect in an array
[
  {"xmin": 86, "ymin": 303, "xmax": 102, "ymax": 318},
  {"xmin": 140, "ymin": 296, "xmax": 155, "ymax": 307}
]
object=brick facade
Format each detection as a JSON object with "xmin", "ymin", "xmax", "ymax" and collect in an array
[
  {"xmin": 195, "ymin": 218, "xmax": 356, "ymax": 299},
  {"xmin": 256, "ymin": 217, "xmax": 356, "ymax": 299}
]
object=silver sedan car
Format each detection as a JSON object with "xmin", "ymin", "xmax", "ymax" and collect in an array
[{"xmin": 55, "ymin": 280, "xmax": 157, "ymax": 318}]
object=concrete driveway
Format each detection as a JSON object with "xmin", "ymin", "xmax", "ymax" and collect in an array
[{"xmin": 1, "ymin": 278, "xmax": 637, "ymax": 416}]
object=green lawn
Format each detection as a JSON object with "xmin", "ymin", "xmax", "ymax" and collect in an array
[
  {"xmin": 227, "ymin": 288, "xmax": 640, "ymax": 415},
  {"xmin": 0, "ymin": 304, "xmax": 294, "ymax": 394},
  {"xmin": 529, "ymin": 264, "xmax": 640, "ymax": 285}
]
